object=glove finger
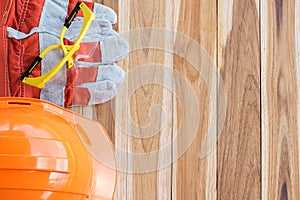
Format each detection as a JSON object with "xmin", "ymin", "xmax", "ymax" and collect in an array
[
  {"xmin": 70, "ymin": 80, "xmax": 117, "ymax": 106},
  {"xmin": 96, "ymin": 62, "xmax": 125, "ymax": 85},
  {"xmin": 100, "ymin": 31, "xmax": 129, "ymax": 63},
  {"xmin": 93, "ymin": 2, "xmax": 117, "ymax": 24},
  {"xmin": 75, "ymin": 63, "xmax": 125, "ymax": 86},
  {"xmin": 71, "ymin": 19, "xmax": 113, "ymax": 36},
  {"xmin": 65, "ymin": 30, "xmax": 129, "ymax": 64}
]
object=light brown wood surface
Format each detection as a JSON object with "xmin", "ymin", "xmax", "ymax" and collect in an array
[
  {"xmin": 262, "ymin": 0, "xmax": 300, "ymax": 199},
  {"xmin": 217, "ymin": 0, "xmax": 261, "ymax": 199},
  {"xmin": 70, "ymin": 0, "xmax": 300, "ymax": 199}
]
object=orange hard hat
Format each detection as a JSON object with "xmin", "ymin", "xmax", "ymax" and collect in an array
[{"xmin": 0, "ymin": 97, "xmax": 116, "ymax": 200}]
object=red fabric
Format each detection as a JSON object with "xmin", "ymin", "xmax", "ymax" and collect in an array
[
  {"xmin": 0, "ymin": 26, "xmax": 10, "ymax": 96},
  {"xmin": 5, "ymin": 0, "xmax": 45, "ymax": 33},
  {"xmin": 64, "ymin": 65, "xmax": 77, "ymax": 107},
  {"xmin": 64, "ymin": 65, "xmax": 96, "ymax": 107},
  {"xmin": 71, "ymin": 87, "xmax": 90, "ymax": 105},
  {"xmin": 63, "ymin": 39, "xmax": 101, "ymax": 106},
  {"xmin": 0, "ymin": 1, "xmax": 12, "ymax": 96},
  {"xmin": 0, "ymin": 0, "xmax": 13, "ymax": 96},
  {"xmin": 67, "ymin": 1, "xmax": 94, "ymax": 18},
  {"xmin": 0, "ymin": 0, "xmax": 11, "ymax": 26},
  {"xmin": 75, "ymin": 67, "xmax": 98, "ymax": 85},
  {"xmin": 7, "ymin": 35, "xmax": 41, "ymax": 97},
  {"xmin": 64, "ymin": 65, "xmax": 99, "ymax": 107},
  {"xmin": 0, "ymin": 0, "xmax": 45, "ymax": 98}
]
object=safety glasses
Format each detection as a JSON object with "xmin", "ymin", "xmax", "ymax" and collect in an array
[{"xmin": 20, "ymin": 2, "xmax": 95, "ymax": 89}]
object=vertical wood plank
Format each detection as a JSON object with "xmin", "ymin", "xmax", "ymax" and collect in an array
[
  {"xmin": 113, "ymin": 0, "xmax": 132, "ymax": 199},
  {"xmin": 296, "ymin": 0, "xmax": 300, "ymax": 198},
  {"xmin": 261, "ymin": 0, "xmax": 300, "ymax": 199},
  {"xmin": 157, "ymin": 0, "xmax": 174, "ymax": 199},
  {"xmin": 129, "ymin": 1, "xmax": 167, "ymax": 199},
  {"xmin": 116, "ymin": 0, "xmax": 173, "ymax": 199},
  {"xmin": 173, "ymin": 0, "xmax": 217, "ymax": 199},
  {"xmin": 217, "ymin": 0, "xmax": 261, "ymax": 199}
]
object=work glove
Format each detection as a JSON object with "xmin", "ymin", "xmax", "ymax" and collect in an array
[{"xmin": 1, "ymin": 0, "xmax": 128, "ymax": 107}]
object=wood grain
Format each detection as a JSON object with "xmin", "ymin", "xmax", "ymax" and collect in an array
[
  {"xmin": 115, "ymin": 0, "xmax": 172, "ymax": 200},
  {"xmin": 112, "ymin": 1, "xmax": 132, "ymax": 199},
  {"xmin": 261, "ymin": 0, "xmax": 300, "ymax": 199},
  {"xmin": 129, "ymin": 1, "xmax": 169, "ymax": 199},
  {"xmin": 172, "ymin": 0, "xmax": 217, "ymax": 199},
  {"xmin": 217, "ymin": 0, "xmax": 261, "ymax": 199}
]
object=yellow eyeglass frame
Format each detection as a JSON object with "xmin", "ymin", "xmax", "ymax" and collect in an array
[{"xmin": 20, "ymin": 2, "xmax": 95, "ymax": 89}]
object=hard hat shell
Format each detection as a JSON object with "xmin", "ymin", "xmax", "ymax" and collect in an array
[{"xmin": 0, "ymin": 97, "xmax": 116, "ymax": 200}]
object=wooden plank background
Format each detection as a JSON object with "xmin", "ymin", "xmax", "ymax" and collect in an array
[{"xmin": 71, "ymin": 0, "xmax": 300, "ymax": 199}]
